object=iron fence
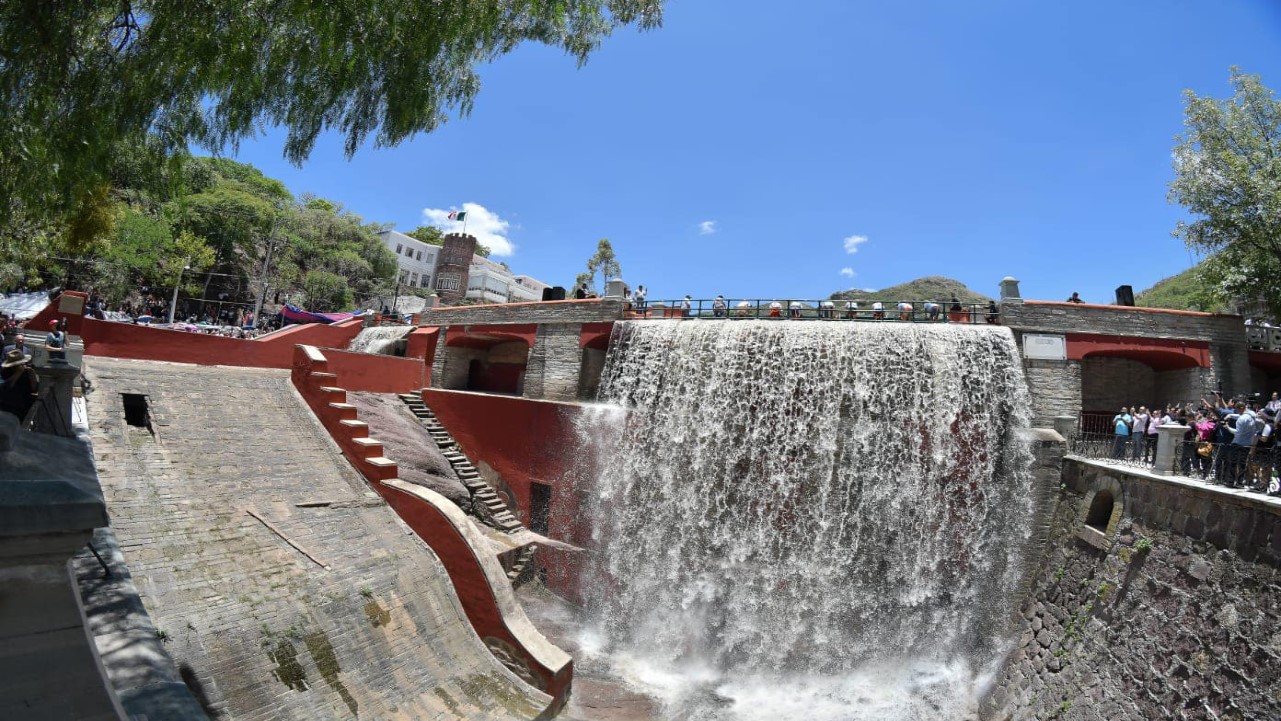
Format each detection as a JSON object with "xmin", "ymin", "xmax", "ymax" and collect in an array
[
  {"xmin": 1071, "ymin": 431, "xmax": 1281, "ymax": 494},
  {"xmin": 627, "ymin": 298, "xmax": 995, "ymax": 323}
]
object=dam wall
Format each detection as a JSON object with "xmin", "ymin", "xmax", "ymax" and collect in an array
[
  {"xmin": 82, "ymin": 357, "xmax": 554, "ymax": 720},
  {"xmin": 984, "ymin": 457, "xmax": 1281, "ymax": 720}
]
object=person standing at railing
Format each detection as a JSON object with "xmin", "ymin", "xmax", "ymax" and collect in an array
[
  {"xmin": 924, "ymin": 300, "xmax": 941, "ymax": 321},
  {"xmin": 896, "ymin": 301, "xmax": 913, "ymax": 321},
  {"xmin": 1111, "ymin": 407, "xmax": 1133, "ymax": 460},
  {"xmin": 1130, "ymin": 406, "xmax": 1149, "ymax": 460},
  {"xmin": 819, "ymin": 300, "xmax": 835, "ymax": 319},
  {"xmin": 845, "ymin": 299, "xmax": 859, "ymax": 320},
  {"xmin": 712, "ymin": 295, "xmax": 727, "ymax": 318},
  {"xmin": 634, "ymin": 285, "xmax": 647, "ymax": 317},
  {"xmin": 1225, "ymin": 402, "xmax": 1257, "ymax": 488},
  {"xmin": 681, "ymin": 295, "xmax": 693, "ymax": 318},
  {"xmin": 1191, "ymin": 411, "xmax": 1216, "ymax": 479},
  {"xmin": 1251, "ymin": 411, "xmax": 1275, "ymax": 491},
  {"xmin": 789, "ymin": 301, "xmax": 804, "ymax": 319},
  {"xmin": 872, "ymin": 301, "xmax": 885, "ymax": 320},
  {"xmin": 1144, "ymin": 406, "xmax": 1169, "ymax": 464}
]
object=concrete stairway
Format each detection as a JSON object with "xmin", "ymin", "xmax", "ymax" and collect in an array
[{"xmin": 397, "ymin": 391, "xmax": 525, "ymax": 534}]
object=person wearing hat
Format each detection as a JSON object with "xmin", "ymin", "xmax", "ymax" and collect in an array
[
  {"xmin": 45, "ymin": 319, "xmax": 66, "ymax": 361},
  {"xmin": 0, "ymin": 349, "xmax": 39, "ymax": 422}
]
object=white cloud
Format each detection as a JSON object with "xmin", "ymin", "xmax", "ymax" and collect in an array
[
  {"xmin": 839, "ymin": 267, "xmax": 855, "ymax": 278},
  {"xmin": 421, "ymin": 202, "xmax": 515, "ymax": 256},
  {"xmin": 843, "ymin": 234, "xmax": 869, "ymax": 254},
  {"xmin": 698, "ymin": 220, "xmax": 717, "ymax": 235}
]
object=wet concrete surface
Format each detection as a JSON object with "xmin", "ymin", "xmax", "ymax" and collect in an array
[{"xmin": 517, "ymin": 583, "xmax": 666, "ymax": 721}]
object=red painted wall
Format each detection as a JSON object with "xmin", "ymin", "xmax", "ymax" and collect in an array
[
  {"xmin": 81, "ymin": 317, "xmax": 425, "ymax": 393},
  {"xmin": 22, "ymin": 290, "xmax": 88, "ymax": 335},
  {"xmin": 290, "ymin": 347, "xmax": 568, "ymax": 708},
  {"xmin": 406, "ymin": 327, "xmax": 440, "ymax": 365},
  {"xmin": 1065, "ymin": 332, "xmax": 1211, "ymax": 370},
  {"xmin": 422, "ymin": 389, "xmax": 598, "ymax": 601}
]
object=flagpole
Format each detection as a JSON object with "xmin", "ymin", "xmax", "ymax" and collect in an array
[{"xmin": 461, "ymin": 211, "xmax": 468, "ymax": 237}]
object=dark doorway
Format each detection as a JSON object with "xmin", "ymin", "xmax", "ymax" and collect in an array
[
  {"xmin": 530, "ymin": 482, "xmax": 552, "ymax": 536},
  {"xmin": 1086, "ymin": 490, "xmax": 1114, "ymax": 531},
  {"xmin": 122, "ymin": 393, "xmax": 150, "ymax": 429}
]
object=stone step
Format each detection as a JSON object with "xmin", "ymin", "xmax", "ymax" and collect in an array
[
  {"xmin": 481, "ymin": 499, "xmax": 506, "ymax": 509},
  {"xmin": 352, "ymin": 437, "xmax": 384, "ymax": 458},
  {"xmin": 397, "ymin": 393, "xmax": 421, "ymax": 402},
  {"xmin": 464, "ymin": 480, "xmax": 489, "ymax": 491},
  {"xmin": 326, "ymin": 402, "xmax": 358, "ymax": 420},
  {"xmin": 308, "ymin": 372, "xmax": 337, "ymax": 382},
  {"xmin": 338, "ymin": 419, "xmax": 369, "ymax": 438}
]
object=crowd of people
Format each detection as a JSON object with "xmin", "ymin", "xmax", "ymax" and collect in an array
[
  {"xmin": 1106, "ymin": 393, "xmax": 1281, "ymax": 495},
  {"xmin": 626, "ymin": 294, "xmax": 1001, "ymax": 323}
]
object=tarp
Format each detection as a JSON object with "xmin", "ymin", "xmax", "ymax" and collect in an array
[
  {"xmin": 279, "ymin": 304, "xmax": 363, "ymax": 324},
  {"xmin": 0, "ymin": 291, "xmax": 51, "ymax": 321}
]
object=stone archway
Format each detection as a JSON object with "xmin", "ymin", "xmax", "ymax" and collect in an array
[{"xmin": 1078, "ymin": 475, "xmax": 1125, "ymax": 548}]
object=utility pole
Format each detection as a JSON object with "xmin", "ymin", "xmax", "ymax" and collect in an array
[
  {"xmin": 167, "ymin": 259, "xmax": 191, "ymax": 325},
  {"xmin": 252, "ymin": 210, "xmax": 281, "ymax": 328}
]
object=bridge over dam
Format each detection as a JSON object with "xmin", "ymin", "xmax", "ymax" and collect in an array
[{"xmin": 4, "ymin": 284, "xmax": 1281, "ymax": 720}]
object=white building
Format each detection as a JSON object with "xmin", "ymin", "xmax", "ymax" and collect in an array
[
  {"xmin": 379, "ymin": 230, "xmax": 440, "ymax": 291},
  {"xmin": 377, "ymin": 229, "xmax": 551, "ymax": 304}
]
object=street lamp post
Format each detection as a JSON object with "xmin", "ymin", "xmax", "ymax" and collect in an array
[{"xmin": 167, "ymin": 262, "xmax": 191, "ymax": 324}]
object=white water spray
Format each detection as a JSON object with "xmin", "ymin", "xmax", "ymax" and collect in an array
[
  {"xmin": 579, "ymin": 320, "xmax": 1036, "ymax": 720},
  {"xmin": 347, "ymin": 325, "xmax": 412, "ymax": 355}
]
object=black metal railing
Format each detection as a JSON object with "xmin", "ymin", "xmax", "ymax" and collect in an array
[
  {"xmin": 625, "ymin": 299, "xmax": 995, "ymax": 323},
  {"xmin": 1072, "ymin": 431, "xmax": 1280, "ymax": 493}
]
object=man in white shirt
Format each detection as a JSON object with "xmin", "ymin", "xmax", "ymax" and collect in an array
[
  {"xmin": 871, "ymin": 301, "xmax": 884, "ymax": 320},
  {"xmin": 1131, "ymin": 406, "xmax": 1149, "ymax": 460}
]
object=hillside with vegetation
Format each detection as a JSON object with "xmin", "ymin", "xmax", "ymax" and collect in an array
[
  {"xmin": 4, "ymin": 152, "xmax": 403, "ymax": 314},
  {"xmin": 1134, "ymin": 259, "xmax": 1230, "ymax": 313},
  {"xmin": 830, "ymin": 276, "xmax": 991, "ymax": 304}
]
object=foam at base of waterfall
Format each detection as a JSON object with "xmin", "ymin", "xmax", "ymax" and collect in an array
[
  {"xmin": 579, "ymin": 320, "xmax": 1036, "ymax": 720},
  {"xmin": 586, "ymin": 646, "xmax": 988, "ymax": 721}
]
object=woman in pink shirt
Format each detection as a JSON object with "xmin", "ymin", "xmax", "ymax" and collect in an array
[{"xmin": 1191, "ymin": 412, "xmax": 1216, "ymax": 478}]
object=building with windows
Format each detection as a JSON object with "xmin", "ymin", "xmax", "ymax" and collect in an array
[
  {"xmin": 376, "ymin": 230, "xmax": 551, "ymax": 305},
  {"xmin": 378, "ymin": 229, "xmax": 441, "ymax": 292}
]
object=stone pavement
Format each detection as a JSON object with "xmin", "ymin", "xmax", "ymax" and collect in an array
[{"xmin": 82, "ymin": 357, "xmax": 551, "ymax": 720}]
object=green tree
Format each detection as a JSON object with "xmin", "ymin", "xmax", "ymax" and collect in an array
[
  {"xmin": 1170, "ymin": 68, "xmax": 1281, "ymax": 315},
  {"xmin": 406, "ymin": 226, "xmax": 445, "ymax": 246},
  {"xmin": 0, "ymin": 1, "xmax": 663, "ymax": 242},
  {"xmin": 581, "ymin": 238, "xmax": 622, "ymax": 293}
]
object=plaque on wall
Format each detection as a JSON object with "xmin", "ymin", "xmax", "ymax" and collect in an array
[{"xmin": 1023, "ymin": 333, "xmax": 1067, "ymax": 360}]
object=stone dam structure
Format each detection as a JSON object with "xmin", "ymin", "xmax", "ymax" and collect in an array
[{"xmin": 2, "ymin": 285, "xmax": 1280, "ymax": 720}]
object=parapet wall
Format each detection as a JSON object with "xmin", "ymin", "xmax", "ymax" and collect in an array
[
  {"xmin": 419, "ymin": 298, "xmax": 626, "ymax": 326},
  {"xmin": 983, "ymin": 458, "xmax": 1281, "ymax": 720}
]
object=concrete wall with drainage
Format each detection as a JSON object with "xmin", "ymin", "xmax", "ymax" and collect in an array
[
  {"xmin": 982, "ymin": 457, "xmax": 1281, "ymax": 720},
  {"xmin": 82, "ymin": 356, "xmax": 553, "ymax": 720}
]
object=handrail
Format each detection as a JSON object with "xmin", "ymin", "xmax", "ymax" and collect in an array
[{"xmin": 622, "ymin": 298, "xmax": 996, "ymax": 323}]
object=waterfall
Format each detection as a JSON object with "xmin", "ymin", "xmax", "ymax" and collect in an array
[
  {"xmin": 347, "ymin": 326, "xmax": 412, "ymax": 355},
  {"xmin": 579, "ymin": 320, "xmax": 1036, "ymax": 720}
]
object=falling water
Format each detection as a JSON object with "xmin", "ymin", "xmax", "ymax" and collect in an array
[
  {"xmin": 347, "ymin": 325, "xmax": 412, "ymax": 355},
  {"xmin": 579, "ymin": 320, "xmax": 1036, "ymax": 720}
]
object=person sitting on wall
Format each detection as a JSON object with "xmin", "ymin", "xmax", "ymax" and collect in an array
[
  {"xmin": 845, "ymin": 299, "xmax": 859, "ymax": 320},
  {"xmin": 575, "ymin": 284, "xmax": 588, "ymax": 300},
  {"xmin": 1066, "ymin": 292, "xmax": 1084, "ymax": 303},
  {"xmin": 924, "ymin": 300, "xmax": 941, "ymax": 321},
  {"xmin": 681, "ymin": 295, "xmax": 693, "ymax": 318},
  {"xmin": 871, "ymin": 301, "xmax": 885, "ymax": 320},
  {"xmin": 985, "ymin": 300, "xmax": 999, "ymax": 324},
  {"xmin": 0, "ymin": 349, "xmax": 39, "ymax": 422},
  {"xmin": 896, "ymin": 301, "xmax": 913, "ymax": 321},
  {"xmin": 712, "ymin": 295, "xmax": 727, "ymax": 318},
  {"xmin": 769, "ymin": 301, "xmax": 783, "ymax": 318},
  {"xmin": 45, "ymin": 320, "xmax": 66, "ymax": 361},
  {"xmin": 948, "ymin": 296, "xmax": 966, "ymax": 323},
  {"xmin": 819, "ymin": 300, "xmax": 835, "ymax": 319},
  {"xmin": 736, "ymin": 300, "xmax": 752, "ymax": 318}
]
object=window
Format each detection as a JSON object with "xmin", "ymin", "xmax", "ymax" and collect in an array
[
  {"xmin": 416, "ymin": 250, "xmax": 423, "ymax": 261},
  {"xmin": 395, "ymin": 243, "xmax": 403, "ymax": 254},
  {"xmin": 410, "ymin": 272, "xmax": 419, "ymax": 286},
  {"xmin": 400, "ymin": 270, "xmax": 409, "ymax": 282},
  {"xmin": 436, "ymin": 274, "xmax": 461, "ymax": 291},
  {"xmin": 420, "ymin": 275, "xmax": 430, "ymax": 288},
  {"xmin": 404, "ymin": 246, "xmax": 413, "ymax": 257}
]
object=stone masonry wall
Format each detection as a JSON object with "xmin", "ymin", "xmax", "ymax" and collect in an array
[
  {"xmin": 1002, "ymin": 303, "xmax": 1246, "ymax": 346},
  {"xmin": 983, "ymin": 459, "xmax": 1281, "ymax": 721},
  {"xmin": 420, "ymin": 299, "xmax": 624, "ymax": 327},
  {"xmin": 1024, "ymin": 359, "xmax": 1082, "ymax": 426},
  {"xmin": 1080, "ymin": 357, "xmax": 1155, "ymax": 412},
  {"xmin": 82, "ymin": 357, "xmax": 549, "ymax": 721},
  {"xmin": 528, "ymin": 323, "xmax": 584, "ymax": 402}
]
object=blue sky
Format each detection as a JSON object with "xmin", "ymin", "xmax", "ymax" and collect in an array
[{"xmin": 227, "ymin": 0, "xmax": 1281, "ymax": 304}]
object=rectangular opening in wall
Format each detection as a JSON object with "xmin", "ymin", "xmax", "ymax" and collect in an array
[
  {"xmin": 122, "ymin": 393, "xmax": 150, "ymax": 428},
  {"xmin": 530, "ymin": 482, "xmax": 552, "ymax": 536}
]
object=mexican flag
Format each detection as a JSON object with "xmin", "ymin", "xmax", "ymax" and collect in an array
[{"xmin": 447, "ymin": 210, "xmax": 467, "ymax": 221}]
